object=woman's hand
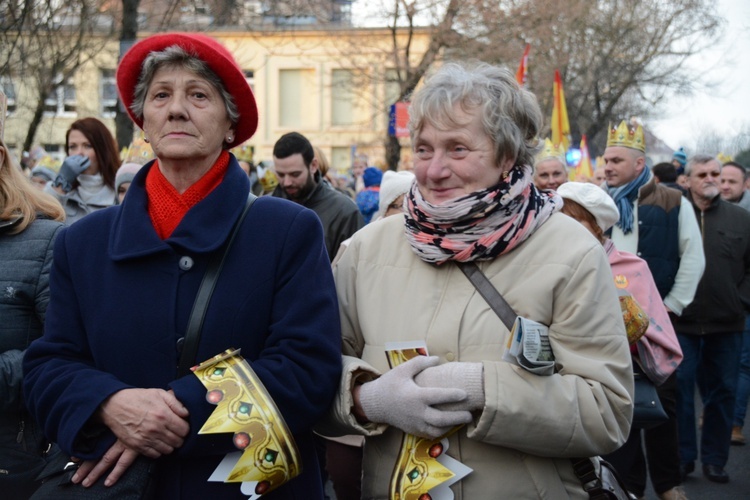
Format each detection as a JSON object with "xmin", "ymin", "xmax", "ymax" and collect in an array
[
  {"xmin": 98, "ymin": 388, "xmax": 190, "ymax": 458},
  {"xmin": 356, "ymin": 355, "xmax": 473, "ymax": 438},
  {"xmin": 71, "ymin": 439, "xmax": 137, "ymax": 488},
  {"xmin": 53, "ymin": 155, "xmax": 90, "ymax": 193}
]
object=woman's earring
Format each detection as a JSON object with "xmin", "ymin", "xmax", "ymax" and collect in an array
[
  {"xmin": 143, "ymin": 137, "xmax": 150, "ymax": 143},
  {"xmin": 226, "ymin": 135, "xmax": 233, "ymax": 143}
]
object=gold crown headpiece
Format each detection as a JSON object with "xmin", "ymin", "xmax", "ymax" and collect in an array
[
  {"xmin": 717, "ymin": 152, "xmax": 733, "ymax": 164},
  {"xmin": 121, "ymin": 134, "xmax": 155, "ymax": 165},
  {"xmin": 606, "ymin": 121, "xmax": 645, "ymax": 152},
  {"xmin": 535, "ymin": 138, "xmax": 567, "ymax": 166},
  {"xmin": 37, "ymin": 155, "xmax": 61, "ymax": 170},
  {"xmin": 231, "ymin": 144, "xmax": 254, "ymax": 163}
]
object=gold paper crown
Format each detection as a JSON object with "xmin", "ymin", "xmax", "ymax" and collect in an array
[
  {"xmin": 717, "ymin": 152, "xmax": 733, "ymax": 164},
  {"xmin": 37, "ymin": 155, "xmax": 61, "ymax": 171},
  {"xmin": 194, "ymin": 349, "xmax": 301, "ymax": 496},
  {"xmin": 535, "ymin": 138, "xmax": 567, "ymax": 166},
  {"xmin": 606, "ymin": 121, "xmax": 645, "ymax": 152},
  {"xmin": 121, "ymin": 134, "xmax": 155, "ymax": 165},
  {"xmin": 231, "ymin": 144, "xmax": 254, "ymax": 163}
]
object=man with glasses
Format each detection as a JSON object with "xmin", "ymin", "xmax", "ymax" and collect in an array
[
  {"xmin": 602, "ymin": 121, "xmax": 704, "ymax": 500},
  {"xmin": 672, "ymin": 154, "xmax": 750, "ymax": 484}
]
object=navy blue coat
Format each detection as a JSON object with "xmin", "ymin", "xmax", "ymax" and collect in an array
[{"xmin": 23, "ymin": 157, "xmax": 342, "ymax": 499}]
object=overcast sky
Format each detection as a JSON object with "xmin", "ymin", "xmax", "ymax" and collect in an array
[
  {"xmin": 352, "ymin": 0, "xmax": 749, "ymax": 153},
  {"xmin": 649, "ymin": 0, "xmax": 750, "ymax": 153}
]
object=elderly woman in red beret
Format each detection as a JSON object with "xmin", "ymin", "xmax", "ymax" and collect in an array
[{"xmin": 23, "ymin": 33, "xmax": 341, "ymax": 499}]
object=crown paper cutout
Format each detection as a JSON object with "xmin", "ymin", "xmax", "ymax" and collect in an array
[
  {"xmin": 37, "ymin": 155, "xmax": 61, "ymax": 171},
  {"xmin": 385, "ymin": 344, "xmax": 472, "ymax": 499},
  {"xmin": 120, "ymin": 134, "xmax": 155, "ymax": 165},
  {"xmin": 535, "ymin": 138, "xmax": 567, "ymax": 165},
  {"xmin": 231, "ymin": 144, "xmax": 254, "ymax": 163},
  {"xmin": 717, "ymin": 152, "xmax": 733, "ymax": 164},
  {"xmin": 193, "ymin": 349, "xmax": 301, "ymax": 497},
  {"xmin": 607, "ymin": 121, "xmax": 645, "ymax": 152}
]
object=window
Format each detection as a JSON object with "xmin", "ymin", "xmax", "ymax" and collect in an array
[
  {"xmin": 331, "ymin": 69, "xmax": 355, "ymax": 126},
  {"xmin": 244, "ymin": 70, "xmax": 254, "ymax": 92},
  {"xmin": 1, "ymin": 76, "xmax": 16, "ymax": 113},
  {"xmin": 278, "ymin": 68, "xmax": 315, "ymax": 128},
  {"xmin": 331, "ymin": 146, "xmax": 353, "ymax": 174},
  {"xmin": 100, "ymin": 69, "xmax": 117, "ymax": 118},
  {"xmin": 44, "ymin": 75, "xmax": 76, "ymax": 116}
]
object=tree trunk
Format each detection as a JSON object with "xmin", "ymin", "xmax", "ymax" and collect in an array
[
  {"xmin": 116, "ymin": 0, "xmax": 140, "ymax": 150},
  {"xmin": 385, "ymin": 135, "xmax": 401, "ymax": 171},
  {"xmin": 22, "ymin": 95, "xmax": 46, "ymax": 154}
]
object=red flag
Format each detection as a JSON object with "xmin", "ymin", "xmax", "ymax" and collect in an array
[{"xmin": 515, "ymin": 44, "xmax": 530, "ymax": 87}]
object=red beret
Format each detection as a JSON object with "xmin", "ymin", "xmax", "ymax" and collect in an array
[{"xmin": 116, "ymin": 33, "xmax": 258, "ymax": 148}]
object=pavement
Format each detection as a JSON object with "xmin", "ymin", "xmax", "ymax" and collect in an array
[{"xmin": 643, "ymin": 423, "xmax": 750, "ymax": 500}]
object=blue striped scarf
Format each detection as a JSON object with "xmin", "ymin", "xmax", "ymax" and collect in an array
[{"xmin": 606, "ymin": 167, "xmax": 650, "ymax": 234}]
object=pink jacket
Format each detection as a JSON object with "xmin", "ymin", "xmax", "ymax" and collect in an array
[{"xmin": 605, "ymin": 239, "xmax": 683, "ymax": 385}]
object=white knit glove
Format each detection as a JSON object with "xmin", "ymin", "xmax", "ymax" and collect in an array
[
  {"xmin": 415, "ymin": 361, "xmax": 485, "ymax": 411},
  {"xmin": 358, "ymin": 355, "xmax": 473, "ymax": 439}
]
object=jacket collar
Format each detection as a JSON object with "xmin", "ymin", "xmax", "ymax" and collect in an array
[
  {"xmin": 109, "ymin": 156, "xmax": 250, "ymax": 261},
  {"xmin": 0, "ymin": 216, "xmax": 22, "ymax": 234},
  {"xmin": 686, "ymin": 190, "xmax": 721, "ymax": 212},
  {"xmin": 636, "ymin": 171, "xmax": 656, "ymax": 200}
]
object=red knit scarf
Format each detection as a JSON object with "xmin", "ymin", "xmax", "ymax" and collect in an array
[{"xmin": 146, "ymin": 151, "xmax": 230, "ymax": 239}]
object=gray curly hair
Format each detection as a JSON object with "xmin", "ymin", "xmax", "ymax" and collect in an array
[{"xmin": 408, "ymin": 62, "xmax": 543, "ymax": 168}]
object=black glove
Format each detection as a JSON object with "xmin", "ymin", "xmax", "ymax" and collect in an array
[{"xmin": 53, "ymin": 155, "xmax": 90, "ymax": 192}]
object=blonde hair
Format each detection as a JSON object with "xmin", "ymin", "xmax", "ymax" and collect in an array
[
  {"xmin": 313, "ymin": 146, "xmax": 330, "ymax": 178},
  {"xmin": 0, "ymin": 140, "xmax": 65, "ymax": 233}
]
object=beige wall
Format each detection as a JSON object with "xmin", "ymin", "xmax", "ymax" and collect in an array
[
  {"xmin": 5, "ymin": 28, "xmax": 430, "ymax": 171},
  {"xmin": 220, "ymin": 28, "xmax": 429, "ymax": 172},
  {"xmin": 4, "ymin": 38, "xmax": 119, "ymax": 161}
]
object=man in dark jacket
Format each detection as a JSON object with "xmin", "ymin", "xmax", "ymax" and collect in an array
[
  {"xmin": 674, "ymin": 154, "xmax": 750, "ymax": 484},
  {"xmin": 271, "ymin": 132, "xmax": 364, "ymax": 261}
]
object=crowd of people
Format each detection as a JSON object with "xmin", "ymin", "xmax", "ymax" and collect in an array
[{"xmin": 1, "ymin": 32, "xmax": 749, "ymax": 500}]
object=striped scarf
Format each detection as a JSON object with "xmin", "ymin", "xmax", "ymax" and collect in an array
[
  {"xmin": 606, "ymin": 167, "xmax": 650, "ymax": 235},
  {"xmin": 404, "ymin": 164, "xmax": 561, "ymax": 264}
]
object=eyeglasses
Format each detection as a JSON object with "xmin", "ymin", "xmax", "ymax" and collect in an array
[{"xmin": 692, "ymin": 171, "xmax": 720, "ymax": 179}]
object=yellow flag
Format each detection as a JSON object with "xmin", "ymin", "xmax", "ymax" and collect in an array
[
  {"xmin": 551, "ymin": 69, "xmax": 570, "ymax": 151},
  {"xmin": 576, "ymin": 135, "xmax": 594, "ymax": 180}
]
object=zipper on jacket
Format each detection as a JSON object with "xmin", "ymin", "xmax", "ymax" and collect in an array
[
  {"xmin": 699, "ymin": 210, "xmax": 706, "ymax": 335},
  {"xmin": 16, "ymin": 418, "xmax": 26, "ymax": 450}
]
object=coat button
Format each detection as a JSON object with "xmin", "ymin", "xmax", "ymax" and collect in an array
[
  {"xmin": 176, "ymin": 337, "xmax": 185, "ymax": 354},
  {"xmin": 445, "ymin": 352, "xmax": 455, "ymax": 361},
  {"xmin": 179, "ymin": 256, "xmax": 194, "ymax": 270}
]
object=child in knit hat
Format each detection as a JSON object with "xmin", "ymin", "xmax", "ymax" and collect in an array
[
  {"xmin": 115, "ymin": 162, "xmax": 144, "ymax": 204},
  {"xmin": 355, "ymin": 167, "xmax": 384, "ymax": 224}
]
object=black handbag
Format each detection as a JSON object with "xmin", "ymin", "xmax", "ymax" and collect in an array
[
  {"xmin": 457, "ymin": 262, "xmax": 635, "ymax": 500},
  {"xmin": 31, "ymin": 453, "xmax": 157, "ymax": 500},
  {"xmin": 30, "ymin": 195, "xmax": 257, "ymax": 499},
  {"xmin": 631, "ymin": 364, "xmax": 668, "ymax": 430}
]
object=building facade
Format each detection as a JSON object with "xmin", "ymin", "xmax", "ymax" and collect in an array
[{"xmin": 4, "ymin": 26, "xmax": 431, "ymax": 172}]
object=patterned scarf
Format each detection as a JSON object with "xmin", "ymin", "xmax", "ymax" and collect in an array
[
  {"xmin": 146, "ymin": 151, "xmax": 229, "ymax": 239},
  {"xmin": 404, "ymin": 164, "xmax": 562, "ymax": 264},
  {"xmin": 606, "ymin": 166, "xmax": 650, "ymax": 235}
]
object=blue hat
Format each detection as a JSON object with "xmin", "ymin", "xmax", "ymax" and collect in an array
[
  {"xmin": 363, "ymin": 167, "xmax": 383, "ymax": 187},
  {"xmin": 672, "ymin": 147, "xmax": 687, "ymax": 167}
]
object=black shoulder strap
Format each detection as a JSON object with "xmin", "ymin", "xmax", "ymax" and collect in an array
[
  {"xmin": 457, "ymin": 262, "xmax": 515, "ymax": 330},
  {"xmin": 457, "ymin": 261, "xmax": 626, "ymax": 500},
  {"xmin": 177, "ymin": 194, "xmax": 257, "ymax": 376}
]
